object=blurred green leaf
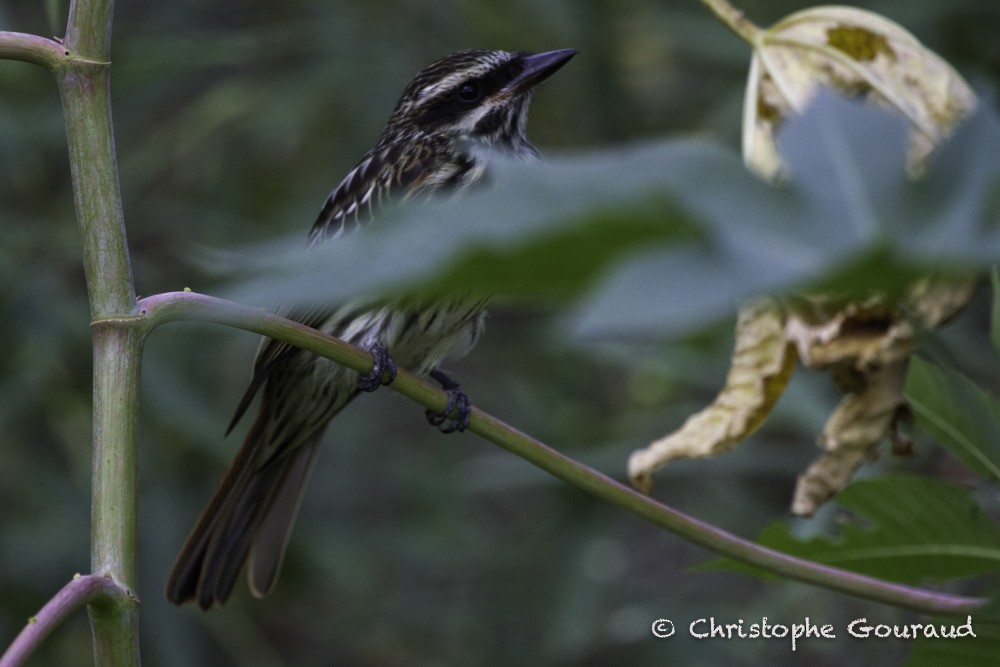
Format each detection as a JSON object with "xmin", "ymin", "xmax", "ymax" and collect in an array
[
  {"xmin": 212, "ymin": 138, "xmax": 744, "ymax": 308},
  {"xmin": 420, "ymin": 201, "xmax": 690, "ymax": 301},
  {"xmin": 778, "ymin": 88, "xmax": 910, "ymax": 246},
  {"xmin": 713, "ymin": 476, "xmax": 1000, "ymax": 584},
  {"xmin": 897, "ymin": 98, "xmax": 1000, "ymax": 263},
  {"xmin": 577, "ymin": 94, "xmax": 1000, "ymax": 338},
  {"xmin": 905, "ymin": 356, "xmax": 1000, "ymax": 485},
  {"xmin": 214, "ymin": 94, "xmax": 1000, "ymax": 341}
]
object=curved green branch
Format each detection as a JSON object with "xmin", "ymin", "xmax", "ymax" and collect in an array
[
  {"xmin": 0, "ymin": 575, "xmax": 135, "ymax": 667},
  {"xmin": 0, "ymin": 32, "xmax": 67, "ymax": 70},
  {"xmin": 138, "ymin": 290, "xmax": 985, "ymax": 617}
]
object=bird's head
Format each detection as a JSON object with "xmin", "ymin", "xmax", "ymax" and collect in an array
[{"xmin": 381, "ymin": 48, "xmax": 576, "ymax": 155}]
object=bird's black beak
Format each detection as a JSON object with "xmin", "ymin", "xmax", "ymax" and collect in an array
[{"xmin": 506, "ymin": 48, "xmax": 577, "ymax": 94}]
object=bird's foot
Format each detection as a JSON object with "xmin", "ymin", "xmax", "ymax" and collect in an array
[
  {"xmin": 425, "ymin": 369, "xmax": 471, "ymax": 433},
  {"xmin": 357, "ymin": 343, "xmax": 397, "ymax": 392}
]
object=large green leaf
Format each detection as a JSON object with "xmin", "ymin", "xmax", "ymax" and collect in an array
[
  {"xmin": 896, "ymin": 103, "xmax": 1000, "ymax": 264},
  {"xmin": 213, "ymin": 138, "xmax": 738, "ymax": 309},
  {"xmin": 575, "ymin": 94, "xmax": 1000, "ymax": 338},
  {"xmin": 905, "ymin": 356, "xmax": 1000, "ymax": 485},
  {"xmin": 214, "ymin": 95, "xmax": 1000, "ymax": 338},
  {"xmin": 716, "ymin": 476, "xmax": 1000, "ymax": 584}
]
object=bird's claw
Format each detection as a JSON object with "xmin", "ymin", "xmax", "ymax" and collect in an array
[
  {"xmin": 357, "ymin": 343, "xmax": 397, "ymax": 392},
  {"xmin": 425, "ymin": 369, "xmax": 470, "ymax": 433}
]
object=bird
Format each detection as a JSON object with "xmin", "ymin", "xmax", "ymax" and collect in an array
[{"xmin": 166, "ymin": 48, "xmax": 576, "ymax": 609}]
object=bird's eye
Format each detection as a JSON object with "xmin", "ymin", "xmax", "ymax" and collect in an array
[{"xmin": 457, "ymin": 82, "xmax": 481, "ymax": 102}]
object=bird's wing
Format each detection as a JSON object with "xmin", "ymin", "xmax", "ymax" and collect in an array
[
  {"xmin": 307, "ymin": 138, "xmax": 470, "ymax": 242},
  {"xmin": 308, "ymin": 151, "xmax": 391, "ymax": 243},
  {"xmin": 225, "ymin": 304, "xmax": 334, "ymax": 435},
  {"xmin": 227, "ymin": 139, "xmax": 467, "ymax": 435}
]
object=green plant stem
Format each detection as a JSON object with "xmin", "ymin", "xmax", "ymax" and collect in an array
[
  {"xmin": 139, "ymin": 290, "xmax": 985, "ymax": 617},
  {"xmin": 2, "ymin": 11, "xmax": 141, "ymax": 663},
  {"xmin": 0, "ymin": 575, "xmax": 135, "ymax": 667},
  {"xmin": 58, "ymin": 1, "xmax": 141, "ymax": 665},
  {"xmin": 699, "ymin": 0, "xmax": 762, "ymax": 44},
  {"xmin": 65, "ymin": 0, "xmax": 115, "ymax": 60},
  {"xmin": 88, "ymin": 319, "xmax": 142, "ymax": 586},
  {"xmin": 0, "ymin": 32, "xmax": 67, "ymax": 70},
  {"xmin": 55, "ymin": 70, "xmax": 136, "ymax": 316}
]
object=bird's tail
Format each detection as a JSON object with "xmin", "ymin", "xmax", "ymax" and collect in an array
[{"xmin": 166, "ymin": 404, "xmax": 324, "ymax": 610}]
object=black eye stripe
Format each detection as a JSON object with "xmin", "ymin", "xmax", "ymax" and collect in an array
[{"xmin": 413, "ymin": 56, "xmax": 525, "ymax": 129}]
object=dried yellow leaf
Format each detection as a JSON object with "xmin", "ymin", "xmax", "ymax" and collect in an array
[
  {"xmin": 792, "ymin": 362, "xmax": 907, "ymax": 515},
  {"xmin": 628, "ymin": 299, "xmax": 796, "ymax": 493},
  {"xmin": 787, "ymin": 276, "xmax": 977, "ymax": 515},
  {"xmin": 742, "ymin": 6, "xmax": 975, "ymax": 179},
  {"xmin": 631, "ymin": 6, "xmax": 979, "ymax": 513},
  {"xmin": 628, "ymin": 278, "xmax": 976, "ymax": 510}
]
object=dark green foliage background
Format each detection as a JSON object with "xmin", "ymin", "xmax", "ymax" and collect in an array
[{"xmin": 1, "ymin": 1, "xmax": 999, "ymax": 665}]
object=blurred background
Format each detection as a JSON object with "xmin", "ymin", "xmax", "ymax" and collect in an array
[{"xmin": 1, "ymin": 0, "xmax": 998, "ymax": 664}]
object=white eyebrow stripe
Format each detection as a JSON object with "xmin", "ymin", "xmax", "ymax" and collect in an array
[
  {"xmin": 419, "ymin": 70, "xmax": 468, "ymax": 99},
  {"xmin": 416, "ymin": 53, "xmax": 511, "ymax": 101}
]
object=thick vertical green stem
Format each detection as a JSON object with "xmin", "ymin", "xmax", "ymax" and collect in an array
[
  {"xmin": 87, "ymin": 323, "xmax": 142, "ymax": 666},
  {"xmin": 65, "ymin": 0, "xmax": 116, "ymax": 63},
  {"xmin": 88, "ymin": 323, "xmax": 141, "ymax": 583},
  {"xmin": 58, "ymin": 0, "xmax": 142, "ymax": 665},
  {"xmin": 56, "ymin": 63, "xmax": 136, "ymax": 317}
]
